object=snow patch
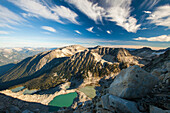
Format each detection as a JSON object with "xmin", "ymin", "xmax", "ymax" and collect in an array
[{"xmin": 152, "ymin": 51, "xmax": 165, "ymax": 55}]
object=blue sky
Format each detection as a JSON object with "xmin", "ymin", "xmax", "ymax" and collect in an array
[{"xmin": 0, "ymin": 0, "xmax": 169, "ymax": 49}]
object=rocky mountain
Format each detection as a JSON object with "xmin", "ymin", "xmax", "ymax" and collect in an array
[
  {"xmin": 144, "ymin": 50, "xmax": 170, "ymax": 72},
  {"xmin": 0, "ymin": 45, "xmax": 87, "ymax": 90},
  {"xmin": 0, "ymin": 47, "xmax": 51, "ymax": 66},
  {"xmin": 129, "ymin": 47, "xmax": 166, "ymax": 65},
  {"xmin": 0, "ymin": 45, "xmax": 141, "ymax": 90}
]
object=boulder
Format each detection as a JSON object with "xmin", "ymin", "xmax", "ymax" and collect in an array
[
  {"xmin": 109, "ymin": 65, "xmax": 158, "ymax": 99},
  {"xmin": 101, "ymin": 94, "xmax": 110, "ymax": 110},
  {"xmin": 151, "ymin": 69, "xmax": 162, "ymax": 77},
  {"xmin": 22, "ymin": 109, "xmax": 34, "ymax": 113},
  {"xmin": 8, "ymin": 105, "xmax": 21, "ymax": 113},
  {"xmin": 150, "ymin": 105, "xmax": 170, "ymax": 113},
  {"xmin": 101, "ymin": 94, "xmax": 140, "ymax": 113},
  {"xmin": 109, "ymin": 95, "xmax": 140, "ymax": 113}
]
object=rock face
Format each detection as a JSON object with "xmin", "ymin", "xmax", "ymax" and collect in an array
[
  {"xmin": 109, "ymin": 65, "xmax": 158, "ymax": 99},
  {"xmin": 150, "ymin": 105, "xmax": 170, "ymax": 113},
  {"xmin": 101, "ymin": 94, "xmax": 140, "ymax": 113}
]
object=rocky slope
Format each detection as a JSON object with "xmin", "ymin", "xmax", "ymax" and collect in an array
[
  {"xmin": 24, "ymin": 50, "xmax": 121, "ymax": 90},
  {"xmin": 130, "ymin": 47, "xmax": 166, "ymax": 65},
  {"xmin": 0, "ymin": 45, "xmax": 87, "ymax": 90},
  {"xmin": 144, "ymin": 50, "xmax": 170, "ymax": 72}
]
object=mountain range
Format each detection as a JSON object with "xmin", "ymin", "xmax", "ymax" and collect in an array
[
  {"xmin": 0, "ymin": 47, "xmax": 51, "ymax": 66},
  {"xmin": 0, "ymin": 45, "xmax": 168, "ymax": 90}
]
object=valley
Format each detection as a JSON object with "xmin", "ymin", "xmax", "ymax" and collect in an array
[{"xmin": 0, "ymin": 45, "xmax": 169, "ymax": 113}]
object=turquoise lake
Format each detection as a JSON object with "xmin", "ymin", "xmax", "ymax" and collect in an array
[{"xmin": 48, "ymin": 92, "xmax": 77, "ymax": 111}]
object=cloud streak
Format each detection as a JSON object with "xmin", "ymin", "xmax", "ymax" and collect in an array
[
  {"xmin": 66, "ymin": 0, "xmax": 140, "ymax": 33},
  {"xmin": 140, "ymin": 0, "xmax": 160, "ymax": 9},
  {"xmin": 0, "ymin": 31, "xmax": 9, "ymax": 35},
  {"xmin": 0, "ymin": 5, "xmax": 25, "ymax": 28},
  {"xmin": 66, "ymin": 0, "xmax": 105, "ymax": 23},
  {"xmin": 106, "ymin": 30, "xmax": 111, "ymax": 34},
  {"xmin": 134, "ymin": 35, "xmax": 170, "ymax": 42},
  {"xmin": 8, "ymin": 0, "xmax": 79, "ymax": 24},
  {"xmin": 75, "ymin": 30, "xmax": 81, "ymax": 34},
  {"xmin": 41, "ymin": 26, "xmax": 56, "ymax": 32},
  {"xmin": 147, "ymin": 5, "xmax": 170, "ymax": 28}
]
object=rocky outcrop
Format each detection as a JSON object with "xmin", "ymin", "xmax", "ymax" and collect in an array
[
  {"xmin": 144, "ymin": 50, "xmax": 170, "ymax": 72},
  {"xmin": 71, "ymin": 63, "xmax": 169, "ymax": 113},
  {"xmin": 109, "ymin": 65, "xmax": 158, "ymax": 99},
  {"xmin": 150, "ymin": 105, "xmax": 170, "ymax": 113},
  {"xmin": 101, "ymin": 94, "xmax": 140, "ymax": 113}
]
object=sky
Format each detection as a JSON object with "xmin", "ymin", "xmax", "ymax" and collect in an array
[{"xmin": 0, "ymin": 0, "xmax": 170, "ymax": 49}]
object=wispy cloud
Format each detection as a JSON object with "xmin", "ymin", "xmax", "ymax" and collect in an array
[
  {"xmin": 103, "ymin": 0, "xmax": 141, "ymax": 33},
  {"xmin": 86, "ymin": 27, "xmax": 94, "ymax": 33},
  {"xmin": 140, "ymin": 0, "xmax": 160, "ymax": 9},
  {"xmin": 65, "ymin": 0, "xmax": 105, "ymax": 23},
  {"xmin": 143, "ymin": 11, "xmax": 151, "ymax": 14},
  {"xmin": 75, "ymin": 30, "xmax": 81, "ymax": 34},
  {"xmin": 147, "ymin": 5, "xmax": 170, "ymax": 28},
  {"xmin": 106, "ymin": 30, "xmax": 111, "ymax": 34},
  {"xmin": 8, "ymin": 0, "xmax": 79, "ymax": 24},
  {"xmin": 133, "ymin": 35, "xmax": 170, "ymax": 42},
  {"xmin": 66, "ymin": 0, "xmax": 140, "ymax": 33},
  {"xmin": 0, "ymin": 5, "xmax": 25, "ymax": 28},
  {"xmin": 21, "ymin": 13, "xmax": 39, "ymax": 18},
  {"xmin": 41, "ymin": 26, "xmax": 56, "ymax": 32},
  {"xmin": 0, "ymin": 31, "xmax": 9, "ymax": 35}
]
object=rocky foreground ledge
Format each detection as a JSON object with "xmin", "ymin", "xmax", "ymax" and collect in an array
[{"xmin": 64, "ymin": 63, "xmax": 169, "ymax": 113}]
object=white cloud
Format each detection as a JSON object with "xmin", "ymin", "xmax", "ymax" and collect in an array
[
  {"xmin": 140, "ymin": 0, "xmax": 160, "ymax": 9},
  {"xmin": 0, "ymin": 31, "xmax": 9, "ymax": 35},
  {"xmin": 8, "ymin": 0, "xmax": 79, "ymax": 24},
  {"xmin": 21, "ymin": 13, "xmax": 39, "ymax": 18},
  {"xmin": 0, "ymin": 5, "xmax": 25, "ymax": 28},
  {"xmin": 75, "ymin": 30, "xmax": 81, "ymax": 34},
  {"xmin": 133, "ymin": 35, "xmax": 170, "ymax": 42},
  {"xmin": 143, "ymin": 11, "xmax": 151, "ymax": 14},
  {"xmin": 66, "ymin": 0, "xmax": 140, "ymax": 33},
  {"xmin": 147, "ymin": 5, "xmax": 170, "ymax": 28},
  {"xmin": 86, "ymin": 27, "xmax": 94, "ymax": 33},
  {"xmin": 106, "ymin": 30, "xmax": 111, "ymax": 34},
  {"xmin": 41, "ymin": 26, "xmax": 56, "ymax": 32},
  {"xmin": 141, "ymin": 28, "xmax": 148, "ymax": 30},
  {"xmin": 65, "ymin": 0, "xmax": 105, "ymax": 23},
  {"xmin": 103, "ymin": 0, "xmax": 141, "ymax": 33}
]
